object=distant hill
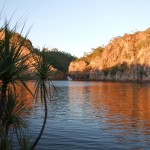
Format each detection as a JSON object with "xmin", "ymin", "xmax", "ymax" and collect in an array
[{"xmin": 69, "ymin": 28, "xmax": 150, "ymax": 82}]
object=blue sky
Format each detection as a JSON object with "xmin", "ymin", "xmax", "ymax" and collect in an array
[{"xmin": 1, "ymin": 0, "xmax": 150, "ymax": 57}]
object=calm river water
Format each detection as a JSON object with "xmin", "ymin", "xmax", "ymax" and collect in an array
[{"xmin": 16, "ymin": 81, "xmax": 150, "ymax": 149}]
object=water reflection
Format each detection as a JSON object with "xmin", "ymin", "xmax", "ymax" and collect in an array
[
  {"xmin": 89, "ymin": 82, "xmax": 150, "ymax": 123},
  {"xmin": 15, "ymin": 81, "xmax": 35, "ymax": 108},
  {"xmin": 16, "ymin": 81, "xmax": 150, "ymax": 149},
  {"xmin": 67, "ymin": 81, "xmax": 150, "ymax": 149}
]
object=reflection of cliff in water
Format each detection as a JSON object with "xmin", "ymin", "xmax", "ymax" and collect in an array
[
  {"xmin": 15, "ymin": 81, "xmax": 150, "ymax": 132},
  {"xmin": 89, "ymin": 82, "xmax": 150, "ymax": 128},
  {"xmin": 15, "ymin": 81, "xmax": 35, "ymax": 108}
]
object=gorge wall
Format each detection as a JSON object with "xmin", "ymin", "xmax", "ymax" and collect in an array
[
  {"xmin": 69, "ymin": 28, "xmax": 150, "ymax": 82},
  {"xmin": 0, "ymin": 30, "xmax": 65, "ymax": 80}
]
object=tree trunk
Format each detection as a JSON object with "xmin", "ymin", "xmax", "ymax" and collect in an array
[
  {"xmin": 0, "ymin": 82, "xmax": 8, "ymax": 121},
  {"xmin": 0, "ymin": 82, "xmax": 8, "ymax": 150},
  {"xmin": 31, "ymin": 82, "xmax": 48, "ymax": 149}
]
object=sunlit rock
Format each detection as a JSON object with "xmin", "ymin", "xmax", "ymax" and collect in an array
[{"xmin": 69, "ymin": 28, "xmax": 150, "ymax": 81}]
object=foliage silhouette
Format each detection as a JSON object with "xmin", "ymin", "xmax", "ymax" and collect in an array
[{"xmin": 31, "ymin": 48, "xmax": 54, "ymax": 149}]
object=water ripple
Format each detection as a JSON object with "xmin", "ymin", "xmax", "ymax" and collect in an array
[{"xmin": 14, "ymin": 81, "xmax": 150, "ymax": 150}]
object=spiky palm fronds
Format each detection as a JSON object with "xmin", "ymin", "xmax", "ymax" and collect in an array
[
  {"xmin": 0, "ymin": 22, "xmax": 32, "ymax": 121},
  {"xmin": 3, "ymin": 89, "xmax": 28, "ymax": 132},
  {"xmin": 31, "ymin": 48, "xmax": 53, "ymax": 149},
  {"xmin": 32, "ymin": 49, "xmax": 52, "ymax": 102},
  {"xmin": 0, "ymin": 89, "xmax": 28, "ymax": 150},
  {"xmin": 0, "ymin": 23, "xmax": 31, "ymax": 84}
]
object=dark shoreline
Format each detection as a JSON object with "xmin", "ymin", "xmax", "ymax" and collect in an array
[{"xmin": 65, "ymin": 79, "xmax": 150, "ymax": 84}]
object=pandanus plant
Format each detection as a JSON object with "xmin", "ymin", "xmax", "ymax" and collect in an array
[
  {"xmin": 0, "ymin": 89, "xmax": 29, "ymax": 149},
  {"xmin": 0, "ymin": 22, "xmax": 31, "ymax": 120},
  {"xmin": 31, "ymin": 48, "xmax": 53, "ymax": 149},
  {"xmin": 0, "ymin": 20, "xmax": 54, "ymax": 149},
  {"xmin": 0, "ymin": 22, "xmax": 32, "ymax": 149}
]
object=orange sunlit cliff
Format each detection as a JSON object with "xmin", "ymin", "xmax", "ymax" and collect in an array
[{"xmin": 69, "ymin": 28, "xmax": 150, "ymax": 81}]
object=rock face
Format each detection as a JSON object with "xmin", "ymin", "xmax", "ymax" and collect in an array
[
  {"xmin": 0, "ymin": 30, "xmax": 65, "ymax": 80},
  {"xmin": 68, "ymin": 61, "xmax": 89, "ymax": 80},
  {"xmin": 0, "ymin": 30, "xmax": 34, "ymax": 62},
  {"xmin": 69, "ymin": 28, "xmax": 150, "ymax": 81}
]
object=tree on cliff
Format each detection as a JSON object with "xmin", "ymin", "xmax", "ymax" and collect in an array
[
  {"xmin": 33, "ymin": 48, "xmax": 77, "ymax": 73},
  {"xmin": 78, "ymin": 46, "xmax": 105, "ymax": 63}
]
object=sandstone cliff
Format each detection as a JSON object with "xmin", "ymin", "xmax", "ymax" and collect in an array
[
  {"xmin": 0, "ymin": 30, "xmax": 65, "ymax": 80},
  {"xmin": 0, "ymin": 30, "xmax": 34, "ymax": 64},
  {"xmin": 69, "ymin": 28, "xmax": 150, "ymax": 81}
]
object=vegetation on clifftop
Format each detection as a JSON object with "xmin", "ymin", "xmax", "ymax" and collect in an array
[
  {"xmin": 33, "ymin": 48, "xmax": 77, "ymax": 73},
  {"xmin": 77, "ymin": 46, "xmax": 105, "ymax": 64}
]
